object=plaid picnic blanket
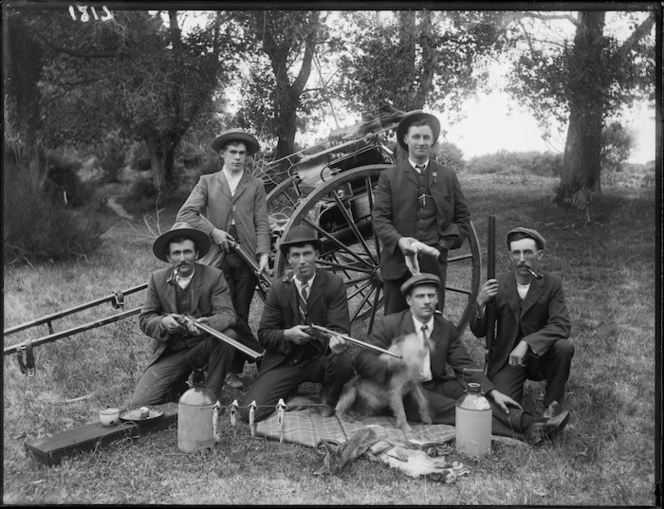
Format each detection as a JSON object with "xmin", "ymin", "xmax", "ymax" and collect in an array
[{"xmin": 255, "ymin": 395, "xmax": 526, "ymax": 448}]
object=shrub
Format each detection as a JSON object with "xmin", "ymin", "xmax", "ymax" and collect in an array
[
  {"xmin": 127, "ymin": 142, "xmax": 152, "ymax": 172},
  {"xmin": 466, "ymin": 150, "xmax": 562, "ymax": 177},
  {"xmin": 44, "ymin": 150, "xmax": 95, "ymax": 207},
  {"xmin": 94, "ymin": 130, "xmax": 128, "ymax": 183},
  {"xmin": 3, "ymin": 164, "xmax": 108, "ymax": 265}
]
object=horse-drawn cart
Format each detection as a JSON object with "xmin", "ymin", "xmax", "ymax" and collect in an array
[
  {"xmin": 257, "ymin": 112, "xmax": 481, "ymax": 338},
  {"xmin": 4, "ymin": 111, "xmax": 481, "ymax": 373}
]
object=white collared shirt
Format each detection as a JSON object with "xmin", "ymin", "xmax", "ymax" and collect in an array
[
  {"xmin": 412, "ymin": 315, "xmax": 434, "ymax": 382},
  {"xmin": 293, "ymin": 273, "xmax": 316, "ymax": 301},
  {"xmin": 409, "ymin": 158, "xmax": 429, "ymax": 173},
  {"xmin": 222, "ymin": 167, "xmax": 243, "ymax": 196},
  {"xmin": 175, "ymin": 270, "xmax": 194, "ymax": 290}
]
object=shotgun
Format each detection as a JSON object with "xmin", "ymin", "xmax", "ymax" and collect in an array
[
  {"xmin": 484, "ymin": 216, "xmax": 497, "ymax": 375},
  {"xmin": 175, "ymin": 314, "xmax": 263, "ymax": 359},
  {"xmin": 228, "ymin": 239, "xmax": 272, "ymax": 297},
  {"xmin": 308, "ymin": 323, "xmax": 402, "ymax": 358}
]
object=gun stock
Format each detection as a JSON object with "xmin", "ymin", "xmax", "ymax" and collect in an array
[
  {"xmin": 308, "ymin": 324, "xmax": 402, "ymax": 358},
  {"xmin": 484, "ymin": 215, "xmax": 497, "ymax": 374}
]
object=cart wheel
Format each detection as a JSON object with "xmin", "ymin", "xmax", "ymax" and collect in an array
[{"xmin": 273, "ymin": 165, "xmax": 481, "ymax": 338}]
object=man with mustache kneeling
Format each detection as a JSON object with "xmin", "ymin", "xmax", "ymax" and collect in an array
[
  {"xmin": 470, "ymin": 227, "xmax": 574, "ymax": 443},
  {"xmin": 356, "ymin": 273, "xmax": 571, "ymax": 445},
  {"xmin": 128, "ymin": 222, "xmax": 237, "ymax": 408}
]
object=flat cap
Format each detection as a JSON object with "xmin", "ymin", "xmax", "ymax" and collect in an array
[
  {"xmin": 506, "ymin": 227, "xmax": 546, "ymax": 251},
  {"xmin": 400, "ymin": 273, "xmax": 441, "ymax": 296}
]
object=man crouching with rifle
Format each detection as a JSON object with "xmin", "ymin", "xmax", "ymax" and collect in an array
[
  {"xmin": 129, "ymin": 222, "xmax": 238, "ymax": 408},
  {"xmin": 240, "ymin": 226, "xmax": 354, "ymax": 421}
]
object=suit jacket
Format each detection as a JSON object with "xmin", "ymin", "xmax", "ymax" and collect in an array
[
  {"xmin": 176, "ymin": 170, "xmax": 271, "ymax": 265},
  {"xmin": 139, "ymin": 263, "xmax": 236, "ymax": 368},
  {"xmin": 356, "ymin": 310, "xmax": 496, "ymax": 394},
  {"xmin": 372, "ymin": 159, "xmax": 471, "ymax": 280},
  {"xmin": 257, "ymin": 270, "xmax": 351, "ymax": 374},
  {"xmin": 469, "ymin": 271, "xmax": 572, "ymax": 380}
]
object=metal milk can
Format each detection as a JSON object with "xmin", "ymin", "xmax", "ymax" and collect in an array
[
  {"xmin": 178, "ymin": 383, "xmax": 220, "ymax": 453},
  {"xmin": 455, "ymin": 380, "xmax": 492, "ymax": 457}
]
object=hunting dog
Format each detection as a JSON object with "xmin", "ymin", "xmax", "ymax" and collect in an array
[{"xmin": 335, "ymin": 333, "xmax": 433, "ymax": 431}]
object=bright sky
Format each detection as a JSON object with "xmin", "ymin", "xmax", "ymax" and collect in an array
[{"xmin": 440, "ymin": 94, "xmax": 655, "ymax": 164}]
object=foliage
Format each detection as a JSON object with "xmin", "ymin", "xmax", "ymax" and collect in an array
[
  {"xmin": 465, "ymin": 150, "xmax": 563, "ymax": 177},
  {"xmin": 92, "ymin": 130, "xmax": 129, "ymax": 183},
  {"xmin": 600, "ymin": 121, "xmax": 635, "ymax": 175},
  {"xmin": 3, "ymin": 163, "xmax": 108, "ymax": 265},
  {"xmin": 229, "ymin": 10, "xmax": 326, "ymax": 161},
  {"xmin": 432, "ymin": 140, "xmax": 465, "ymax": 173},
  {"xmin": 506, "ymin": 12, "xmax": 655, "ymax": 135},
  {"xmin": 333, "ymin": 11, "xmax": 506, "ymax": 114}
]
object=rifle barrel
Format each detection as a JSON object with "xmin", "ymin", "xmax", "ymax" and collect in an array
[
  {"xmin": 309, "ymin": 324, "xmax": 401, "ymax": 358},
  {"xmin": 485, "ymin": 215, "xmax": 497, "ymax": 374},
  {"xmin": 181, "ymin": 316, "xmax": 263, "ymax": 360}
]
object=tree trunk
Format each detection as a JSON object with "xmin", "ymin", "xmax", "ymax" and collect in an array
[
  {"xmin": 556, "ymin": 11, "xmax": 605, "ymax": 210},
  {"xmin": 146, "ymin": 133, "xmax": 180, "ymax": 193}
]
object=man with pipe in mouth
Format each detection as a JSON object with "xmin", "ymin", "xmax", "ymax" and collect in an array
[
  {"xmin": 470, "ymin": 227, "xmax": 574, "ymax": 442},
  {"xmin": 177, "ymin": 129, "xmax": 270, "ymax": 391},
  {"xmin": 129, "ymin": 223, "xmax": 237, "ymax": 407}
]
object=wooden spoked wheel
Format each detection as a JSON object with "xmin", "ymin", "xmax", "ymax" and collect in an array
[{"xmin": 272, "ymin": 165, "xmax": 481, "ymax": 339}]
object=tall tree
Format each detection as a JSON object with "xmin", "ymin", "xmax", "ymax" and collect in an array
[
  {"xmin": 505, "ymin": 10, "xmax": 655, "ymax": 209},
  {"xmin": 231, "ymin": 11, "xmax": 325, "ymax": 163},
  {"xmin": 5, "ymin": 8, "xmax": 228, "ymax": 192},
  {"xmin": 334, "ymin": 11, "xmax": 505, "ymax": 114}
]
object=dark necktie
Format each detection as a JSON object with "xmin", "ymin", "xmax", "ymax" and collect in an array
[
  {"xmin": 415, "ymin": 164, "xmax": 425, "ymax": 172},
  {"xmin": 298, "ymin": 281, "xmax": 309, "ymax": 323},
  {"xmin": 421, "ymin": 323, "xmax": 429, "ymax": 340}
]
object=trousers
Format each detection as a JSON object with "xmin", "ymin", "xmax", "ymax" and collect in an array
[
  {"xmin": 129, "ymin": 329, "xmax": 236, "ymax": 407},
  {"xmin": 490, "ymin": 339, "xmax": 574, "ymax": 408},
  {"xmin": 240, "ymin": 351, "xmax": 354, "ymax": 422},
  {"xmin": 220, "ymin": 250, "xmax": 264, "ymax": 373},
  {"xmin": 402, "ymin": 378, "xmax": 526, "ymax": 438}
]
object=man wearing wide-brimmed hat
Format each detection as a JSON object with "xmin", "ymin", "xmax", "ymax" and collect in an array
[
  {"xmin": 470, "ymin": 227, "xmax": 574, "ymax": 439},
  {"xmin": 128, "ymin": 222, "xmax": 237, "ymax": 407},
  {"xmin": 239, "ymin": 225, "xmax": 353, "ymax": 421},
  {"xmin": 372, "ymin": 111, "xmax": 471, "ymax": 316},
  {"xmin": 356, "ymin": 272, "xmax": 571, "ymax": 445},
  {"xmin": 177, "ymin": 128, "xmax": 270, "ymax": 390}
]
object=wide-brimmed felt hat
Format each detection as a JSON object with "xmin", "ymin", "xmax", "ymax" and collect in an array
[
  {"xmin": 506, "ymin": 227, "xmax": 546, "ymax": 251},
  {"xmin": 400, "ymin": 273, "xmax": 441, "ymax": 296},
  {"xmin": 152, "ymin": 222, "xmax": 211, "ymax": 262},
  {"xmin": 278, "ymin": 225, "xmax": 322, "ymax": 254},
  {"xmin": 396, "ymin": 112, "xmax": 441, "ymax": 151},
  {"xmin": 210, "ymin": 129, "xmax": 260, "ymax": 155}
]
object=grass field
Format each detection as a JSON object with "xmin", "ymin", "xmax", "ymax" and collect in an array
[{"xmin": 3, "ymin": 174, "xmax": 658, "ymax": 505}]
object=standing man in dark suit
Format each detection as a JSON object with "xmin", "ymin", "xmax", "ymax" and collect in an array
[
  {"xmin": 129, "ymin": 223, "xmax": 237, "ymax": 407},
  {"xmin": 177, "ymin": 129, "xmax": 270, "ymax": 390},
  {"xmin": 373, "ymin": 112, "xmax": 471, "ymax": 315},
  {"xmin": 240, "ymin": 225, "xmax": 353, "ymax": 421},
  {"xmin": 356, "ymin": 273, "xmax": 570, "ymax": 444},
  {"xmin": 470, "ymin": 227, "xmax": 574, "ymax": 416}
]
